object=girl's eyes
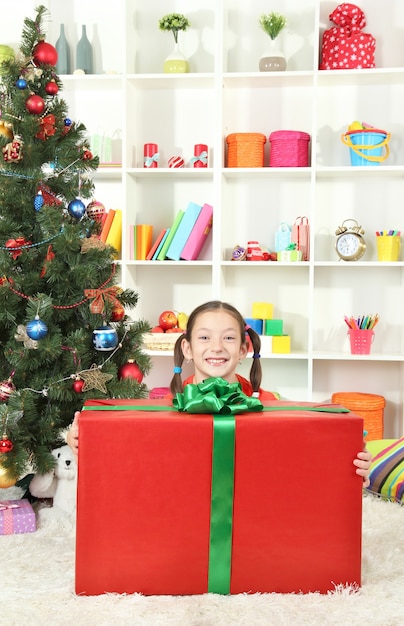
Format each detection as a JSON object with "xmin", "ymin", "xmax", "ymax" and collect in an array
[{"xmin": 197, "ymin": 335, "xmax": 236, "ymax": 342}]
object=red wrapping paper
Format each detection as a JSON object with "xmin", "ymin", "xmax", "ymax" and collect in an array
[{"xmin": 75, "ymin": 399, "xmax": 363, "ymax": 596}]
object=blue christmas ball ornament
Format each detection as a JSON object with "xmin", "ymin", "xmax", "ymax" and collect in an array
[
  {"xmin": 92, "ymin": 325, "xmax": 118, "ymax": 351},
  {"xmin": 26, "ymin": 317, "xmax": 48, "ymax": 340},
  {"xmin": 16, "ymin": 78, "xmax": 27, "ymax": 89},
  {"xmin": 64, "ymin": 118, "xmax": 72, "ymax": 127},
  {"xmin": 67, "ymin": 198, "xmax": 86, "ymax": 220}
]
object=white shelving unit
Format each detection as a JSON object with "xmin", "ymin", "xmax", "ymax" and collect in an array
[{"xmin": 7, "ymin": 0, "xmax": 404, "ymax": 436}]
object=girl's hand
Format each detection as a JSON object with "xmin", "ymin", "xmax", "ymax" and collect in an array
[
  {"xmin": 66, "ymin": 411, "xmax": 79, "ymax": 462},
  {"xmin": 353, "ymin": 445, "xmax": 372, "ymax": 488}
]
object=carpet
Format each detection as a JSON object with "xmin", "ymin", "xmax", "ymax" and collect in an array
[{"xmin": 1, "ymin": 486, "xmax": 403, "ymax": 626}]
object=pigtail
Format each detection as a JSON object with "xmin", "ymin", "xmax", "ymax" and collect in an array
[
  {"xmin": 246, "ymin": 326, "xmax": 262, "ymax": 394},
  {"xmin": 169, "ymin": 334, "xmax": 186, "ymax": 396}
]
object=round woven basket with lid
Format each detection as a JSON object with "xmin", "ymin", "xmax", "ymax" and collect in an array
[
  {"xmin": 226, "ymin": 133, "xmax": 266, "ymax": 167},
  {"xmin": 331, "ymin": 392, "xmax": 385, "ymax": 441}
]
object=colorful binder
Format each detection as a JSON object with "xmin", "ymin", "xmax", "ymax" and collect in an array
[
  {"xmin": 166, "ymin": 202, "xmax": 202, "ymax": 261},
  {"xmin": 180, "ymin": 203, "xmax": 213, "ymax": 260},
  {"xmin": 156, "ymin": 210, "xmax": 185, "ymax": 260}
]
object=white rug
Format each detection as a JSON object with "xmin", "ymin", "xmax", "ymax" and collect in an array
[{"xmin": 1, "ymin": 487, "xmax": 403, "ymax": 626}]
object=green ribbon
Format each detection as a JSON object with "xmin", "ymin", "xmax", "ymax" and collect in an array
[
  {"xmin": 82, "ymin": 385, "xmax": 349, "ymax": 594},
  {"xmin": 172, "ymin": 377, "xmax": 264, "ymax": 415}
]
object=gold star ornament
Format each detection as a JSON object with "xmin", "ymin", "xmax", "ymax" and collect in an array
[
  {"xmin": 79, "ymin": 364, "xmax": 113, "ymax": 393},
  {"xmin": 15, "ymin": 324, "xmax": 38, "ymax": 349}
]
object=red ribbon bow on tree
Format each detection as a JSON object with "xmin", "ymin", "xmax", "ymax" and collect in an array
[
  {"xmin": 84, "ymin": 286, "xmax": 121, "ymax": 314},
  {"xmin": 5, "ymin": 238, "xmax": 31, "ymax": 260},
  {"xmin": 36, "ymin": 114, "xmax": 56, "ymax": 140}
]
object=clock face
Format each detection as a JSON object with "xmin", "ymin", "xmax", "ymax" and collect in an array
[{"xmin": 336, "ymin": 232, "xmax": 365, "ymax": 260}]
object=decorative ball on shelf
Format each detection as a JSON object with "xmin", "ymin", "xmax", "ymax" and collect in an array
[
  {"xmin": 33, "ymin": 40, "xmax": 58, "ymax": 66},
  {"xmin": 0, "ymin": 463, "xmax": 17, "ymax": 488},
  {"xmin": 0, "ymin": 437, "xmax": 13, "ymax": 453},
  {"xmin": 168, "ymin": 155, "xmax": 185, "ymax": 168},
  {"xmin": 0, "ymin": 378, "xmax": 16, "ymax": 402},
  {"xmin": 110, "ymin": 303, "xmax": 125, "ymax": 322},
  {"xmin": 72, "ymin": 377, "xmax": 85, "ymax": 393},
  {"xmin": 45, "ymin": 80, "xmax": 59, "ymax": 95},
  {"xmin": 16, "ymin": 77, "xmax": 27, "ymax": 89},
  {"xmin": 67, "ymin": 198, "xmax": 86, "ymax": 220},
  {"xmin": 25, "ymin": 94, "xmax": 45, "ymax": 115},
  {"xmin": 92, "ymin": 325, "xmax": 119, "ymax": 351},
  {"xmin": 26, "ymin": 316, "xmax": 48, "ymax": 340},
  {"xmin": 86, "ymin": 200, "xmax": 106, "ymax": 221},
  {"xmin": 118, "ymin": 360, "xmax": 143, "ymax": 383}
]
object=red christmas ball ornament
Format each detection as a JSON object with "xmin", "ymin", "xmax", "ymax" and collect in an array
[
  {"xmin": 118, "ymin": 360, "xmax": 143, "ymax": 383},
  {"xmin": 0, "ymin": 437, "xmax": 13, "ymax": 453},
  {"xmin": 72, "ymin": 378, "xmax": 84, "ymax": 393},
  {"xmin": 45, "ymin": 80, "xmax": 59, "ymax": 95},
  {"xmin": 25, "ymin": 94, "xmax": 45, "ymax": 115},
  {"xmin": 86, "ymin": 200, "xmax": 106, "ymax": 221},
  {"xmin": 110, "ymin": 304, "xmax": 125, "ymax": 322},
  {"xmin": 83, "ymin": 149, "xmax": 93, "ymax": 160},
  {"xmin": 0, "ymin": 378, "xmax": 15, "ymax": 402},
  {"xmin": 33, "ymin": 41, "xmax": 58, "ymax": 66}
]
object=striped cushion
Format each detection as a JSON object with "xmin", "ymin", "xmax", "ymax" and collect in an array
[{"xmin": 365, "ymin": 438, "xmax": 404, "ymax": 504}]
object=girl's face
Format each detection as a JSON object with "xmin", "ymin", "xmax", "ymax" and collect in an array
[{"xmin": 181, "ymin": 310, "xmax": 248, "ymax": 384}]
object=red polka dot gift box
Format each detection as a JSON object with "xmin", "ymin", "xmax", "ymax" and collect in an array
[{"xmin": 320, "ymin": 3, "xmax": 376, "ymax": 70}]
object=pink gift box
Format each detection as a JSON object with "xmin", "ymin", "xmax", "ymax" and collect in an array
[{"xmin": 0, "ymin": 499, "xmax": 36, "ymax": 535}]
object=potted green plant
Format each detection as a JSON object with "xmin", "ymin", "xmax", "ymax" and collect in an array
[
  {"xmin": 158, "ymin": 13, "xmax": 191, "ymax": 73},
  {"xmin": 258, "ymin": 12, "xmax": 287, "ymax": 72}
]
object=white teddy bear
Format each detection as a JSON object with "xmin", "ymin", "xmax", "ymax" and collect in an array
[{"xmin": 29, "ymin": 445, "xmax": 77, "ymax": 515}]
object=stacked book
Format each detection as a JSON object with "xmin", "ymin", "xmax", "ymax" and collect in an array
[{"xmin": 130, "ymin": 202, "xmax": 213, "ymax": 261}]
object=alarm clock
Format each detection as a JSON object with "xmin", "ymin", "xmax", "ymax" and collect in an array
[{"xmin": 335, "ymin": 219, "xmax": 366, "ymax": 261}]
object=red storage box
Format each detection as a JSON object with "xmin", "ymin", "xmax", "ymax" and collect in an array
[
  {"xmin": 75, "ymin": 398, "xmax": 363, "ymax": 596},
  {"xmin": 269, "ymin": 130, "xmax": 310, "ymax": 167}
]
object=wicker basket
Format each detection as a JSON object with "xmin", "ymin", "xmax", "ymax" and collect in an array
[
  {"xmin": 143, "ymin": 332, "xmax": 179, "ymax": 351},
  {"xmin": 269, "ymin": 130, "xmax": 310, "ymax": 167},
  {"xmin": 331, "ymin": 392, "xmax": 385, "ymax": 441},
  {"xmin": 226, "ymin": 133, "xmax": 266, "ymax": 167}
]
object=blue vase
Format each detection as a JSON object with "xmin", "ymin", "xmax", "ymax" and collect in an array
[
  {"xmin": 55, "ymin": 23, "xmax": 70, "ymax": 74},
  {"xmin": 76, "ymin": 25, "xmax": 93, "ymax": 74}
]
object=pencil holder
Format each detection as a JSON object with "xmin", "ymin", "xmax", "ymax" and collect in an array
[
  {"xmin": 348, "ymin": 329, "xmax": 374, "ymax": 355},
  {"xmin": 376, "ymin": 235, "xmax": 400, "ymax": 261}
]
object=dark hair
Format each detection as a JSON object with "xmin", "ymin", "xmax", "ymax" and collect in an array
[{"xmin": 169, "ymin": 300, "xmax": 262, "ymax": 396}]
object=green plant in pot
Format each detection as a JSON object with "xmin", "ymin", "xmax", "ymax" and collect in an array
[
  {"xmin": 159, "ymin": 13, "xmax": 191, "ymax": 73},
  {"xmin": 258, "ymin": 12, "xmax": 287, "ymax": 72}
]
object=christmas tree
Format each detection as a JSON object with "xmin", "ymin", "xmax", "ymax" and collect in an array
[{"xmin": 0, "ymin": 6, "xmax": 151, "ymax": 486}]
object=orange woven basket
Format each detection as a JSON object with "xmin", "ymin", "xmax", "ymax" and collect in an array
[
  {"xmin": 226, "ymin": 133, "xmax": 266, "ymax": 167},
  {"xmin": 331, "ymin": 392, "xmax": 385, "ymax": 441}
]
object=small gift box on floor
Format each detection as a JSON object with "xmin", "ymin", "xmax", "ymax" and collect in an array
[
  {"xmin": 0, "ymin": 499, "xmax": 36, "ymax": 535},
  {"xmin": 75, "ymin": 387, "xmax": 364, "ymax": 596},
  {"xmin": 320, "ymin": 3, "xmax": 376, "ymax": 70}
]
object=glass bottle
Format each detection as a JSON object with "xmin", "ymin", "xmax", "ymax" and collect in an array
[
  {"xmin": 76, "ymin": 25, "xmax": 93, "ymax": 74},
  {"xmin": 55, "ymin": 24, "xmax": 70, "ymax": 74}
]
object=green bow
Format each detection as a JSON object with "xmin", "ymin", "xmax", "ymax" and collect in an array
[{"xmin": 173, "ymin": 377, "xmax": 264, "ymax": 415}]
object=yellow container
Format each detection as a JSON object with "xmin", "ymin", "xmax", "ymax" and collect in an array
[
  {"xmin": 272, "ymin": 335, "xmax": 291, "ymax": 353},
  {"xmin": 376, "ymin": 235, "xmax": 400, "ymax": 261}
]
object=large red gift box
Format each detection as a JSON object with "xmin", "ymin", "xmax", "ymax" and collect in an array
[{"xmin": 75, "ymin": 399, "xmax": 363, "ymax": 596}]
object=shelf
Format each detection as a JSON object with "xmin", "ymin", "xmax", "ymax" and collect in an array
[{"xmin": 12, "ymin": 0, "xmax": 402, "ymax": 437}]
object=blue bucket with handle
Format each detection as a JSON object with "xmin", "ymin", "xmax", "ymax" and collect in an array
[{"xmin": 341, "ymin": 130, "xmax": 390, "ymax": 166}]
